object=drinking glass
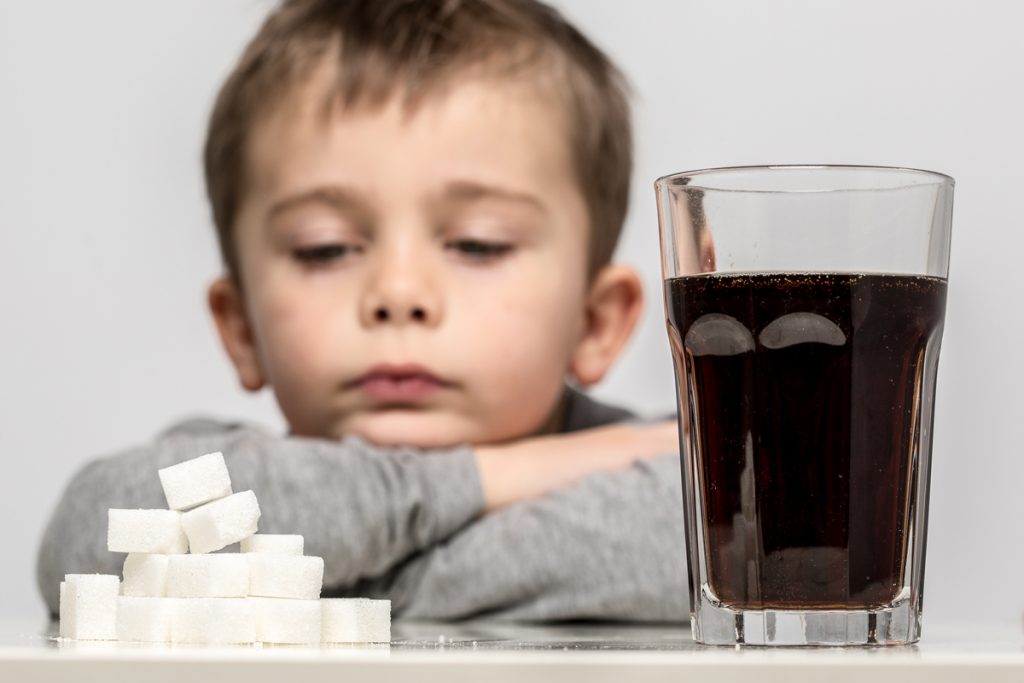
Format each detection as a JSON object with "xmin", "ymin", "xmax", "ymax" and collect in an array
[{"xmin": 656, "ymin": 165, "xmax": 954, "ymax": 645}]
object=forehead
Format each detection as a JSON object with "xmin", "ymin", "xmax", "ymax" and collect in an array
[{"xmin": 243, "ymin": 66, "xmax": 581, "ymax": 212}]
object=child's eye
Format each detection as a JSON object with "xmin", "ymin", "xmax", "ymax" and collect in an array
[
  {"xmin": 292, "ymin": 244, "xmax": 359, "ymax": 265},
  {"xmin": 446, "ymin": 239, "xmax": 514, "ymax": 260}
]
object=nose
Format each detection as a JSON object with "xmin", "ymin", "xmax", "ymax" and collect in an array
[{"xmin": 359, "ymin": 245, "xmax": 442, "ymax": 328}]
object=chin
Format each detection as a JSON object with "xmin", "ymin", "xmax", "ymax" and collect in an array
[{"xmin": 341, "ymin": 412, "xmax": 487, "ymax": 450}]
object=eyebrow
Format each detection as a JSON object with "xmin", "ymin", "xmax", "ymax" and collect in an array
[
  {"xmin": 265, "ymin": 180, "xmax": 547, "ymax": 228},
  {"xmin": 441, "ymin": 180, "xmax": 547, "ymax": 214},
  {"xmin": 266, "ymin": 185, "xmax": 371, "ymax": 224}
]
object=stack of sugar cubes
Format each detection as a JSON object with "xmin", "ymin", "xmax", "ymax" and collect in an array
[{"xmin": 59, "ymin": 452, "xmax": 391, "ymax": 645}]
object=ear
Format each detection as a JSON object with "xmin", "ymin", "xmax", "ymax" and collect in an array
[
  {"xmin": 208, "ymin": 276, "xmax": 265, "ymax": 392},
  {"xmin": 569, "ymin": 264, "xmax": 644, "ymax": 387}
]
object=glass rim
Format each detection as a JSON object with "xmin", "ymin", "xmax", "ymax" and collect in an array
[{"xmin": 654, "ymin": 164, "xmax": 955, "ymax": 194}]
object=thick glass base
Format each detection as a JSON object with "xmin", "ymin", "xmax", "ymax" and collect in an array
[{"xmin": 692, "ymin": 585, "xmax": 921, "ymax": 646}]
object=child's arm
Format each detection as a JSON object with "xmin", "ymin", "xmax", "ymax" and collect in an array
[
  {"xmin": 36, "ymin": 418, "xmax": 675, "ymax": 615},
  {"xmin": 337, "ymin": 453, "xmax": 688, "ymax": 622},
  {"xmin": 475, "ymin": 420, "xmax": 677, "ymax": 511}
]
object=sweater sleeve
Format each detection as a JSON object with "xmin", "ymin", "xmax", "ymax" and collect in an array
[
  {"xmin": 355, "ymin": 453, "xmax": 689, "ymax": 623},
  {"xmin": 35, "ymin": 420, "xmax": 484, "ymax": 616}
]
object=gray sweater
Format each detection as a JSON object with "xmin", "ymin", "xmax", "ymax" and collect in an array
[{"xmin": 37, "ymin": 389, "xmax": 688, "ymax": 622}]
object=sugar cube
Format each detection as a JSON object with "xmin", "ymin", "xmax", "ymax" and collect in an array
[
  {"xmin": 121, "ymin": 553, "xmax": 169, "ymax": 597},
  {"xmin": 320, "ymin": 598, "xmax": 391, "ymax": 643},
  {"xmin": 158, "ymin": 452, "xmax": 233, "ymax": 511},
  {"xmin": 166, "ymin": 554, "xmax": 250, "ymax": 598},
  {"xmin": 180, "ymin": 490, "xmax": 261, "ymax": 554},
  {"xmin": 248, "ymin": 554, "xmax": 323, "ymax": 600},
  {"xmin": 60, "ymin": 574, "xmax": 119, "ymax": 640},
  {"xmin": 108, "ymin": 509, "xmax": 188, "ymax": 554},
  {"xmin": 240, "ymin": 534, "xmax": 304, "ymax": 556},
  {"xmin": 171, "ymin": 598, "xmax": 255, "ymax": 644},
  {"xmin": 250, "ymin": 598, "xmax": 321, "ymax": 645},
  {"xmin": 116, "ymin": 596, "xmax": 174, "ymax": 643}
]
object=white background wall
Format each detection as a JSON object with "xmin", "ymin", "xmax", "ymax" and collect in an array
[{"xmin": 1, "ymin": 0, "xmax": 1021, "ymax": 627}]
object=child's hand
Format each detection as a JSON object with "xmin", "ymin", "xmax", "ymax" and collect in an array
[{"xmin": 475, "ymin": 420, "xmax": 679, "ymax": 512}]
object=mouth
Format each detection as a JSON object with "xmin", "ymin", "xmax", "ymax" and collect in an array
[{"xmin": 349, "ymin": 364, "xmax": 450, "ymax": 404}]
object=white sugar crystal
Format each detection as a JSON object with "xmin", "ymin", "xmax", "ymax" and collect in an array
[
  {"xmin": 166, "ymin": 554, "xmax": 250, "ymax": 598},
  {"xmin": 108, "ymin": 509, "xmax": 188, "ymax": 554},
  {"xmin": 321, "ymin": 598, "xmax": 391, "ymax": 643},
  {"xmin": 180, "ymin": 491, "xmax": 260, "ymax": 554},
  {"xmin": 240, "ymin": 534, "xmax": 304, "ymax": 556},
  {"xmin": 248, "ymin": 554, "xmax": 323, "ymax": 600},
  {"xmin": 171, "ymin": 598, "xmax": 255, "ymax": 644},
  {"xmin": 116, "ymin": 596, "xmax": 174, "ymax": 643},
  {"xmin": 121, "ymin": 553, "xmax": 169, "ymax": 597},
  {"xmin": 250, "ymin": 598, "xmax": 321, "ymax": 645},
  {"xmin": 60, "ymin": 574, "xmax": 119, "ymax": 641},
  {"xmin": 158, "ymin": 452, "xmax": 233, "ymax": 511}
]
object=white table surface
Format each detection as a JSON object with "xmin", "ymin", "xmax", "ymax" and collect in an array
[{"xmin": 1, "ymin": 618, "xmax": 1021, "ymax": 682}]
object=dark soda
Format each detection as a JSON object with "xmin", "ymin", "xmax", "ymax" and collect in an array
[{"xmin": 666, "ymin": 272, "xmax": 946, "ymax": 609}]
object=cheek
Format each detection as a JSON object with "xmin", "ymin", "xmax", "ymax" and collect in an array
[
  {"xmin": 248, "ymin": 278, "xmax": 351, "ymax": 385},
  {"xmin": 456, "ymin": 264, "xmax": 585, "ymax": 387}
]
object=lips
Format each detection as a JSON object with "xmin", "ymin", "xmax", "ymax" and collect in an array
[{"xmin": 351, "ymin": 364, "xmax": 449, "ymax": 403}]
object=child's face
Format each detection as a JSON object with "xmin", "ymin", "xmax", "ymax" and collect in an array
[{"xmin": 213, "ymin": 73, "xmax": 620, "ymax": 448}]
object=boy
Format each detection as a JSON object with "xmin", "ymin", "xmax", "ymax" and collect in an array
[{"xmin": 37, "ymin": 0, "xmax": 687, "ymax": 622}]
